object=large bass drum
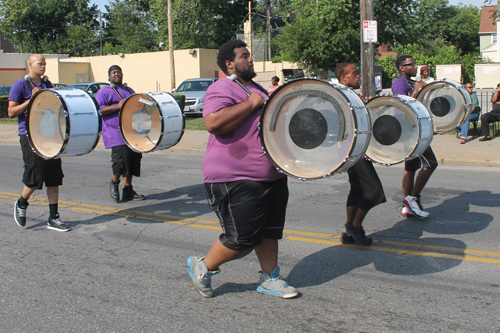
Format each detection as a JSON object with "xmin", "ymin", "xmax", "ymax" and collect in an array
[
  {"xmin": 365, "ymin": 95, "xmax": 433, "ymax": 165},
  {"xmin": 119, "ymin": 92, "xmax": 184, "ymax": 153},
  {"xmin": 260, "ymin": 79, "xmax": 371, "ymax": 180},
  {"xmin": 417, "ymin": 79, "xmax": 472, "ymax": 133},
  {"xmin": 26, "ymin": 89, "xmax": 101, "ymax": 159}
]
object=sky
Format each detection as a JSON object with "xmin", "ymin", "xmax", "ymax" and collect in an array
[{"xmin": 90, "ymin": 0, "xmax": 483, "ymax": 12}]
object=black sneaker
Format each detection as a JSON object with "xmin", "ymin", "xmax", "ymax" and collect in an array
[
  {"xmin": 14, "ymin": 199, "xmax": 28, "ymax": 227},
  {"xmin": 122, "ymin": 186, "xmax": 145, "ymax": 201},
  {"xmin": 340, "ymin": 232, "xmax": 356, "ymax": 244},
  {"xmin": 344, "ymin": 220, "xmax": 373, "ymax": 246},
  {"xmin": 47, "ymin": 214, "xmax": 71, "ymax": 232},
  {"xmin": 479, "ymin": 136, "xmax": 492, "ymax": 142}
]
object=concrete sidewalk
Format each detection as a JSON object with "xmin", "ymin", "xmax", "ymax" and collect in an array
[{"xmin": 1, "ymin": 123, "xmax": 499, "ymax": 167}]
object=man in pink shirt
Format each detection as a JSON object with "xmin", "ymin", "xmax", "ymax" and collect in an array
[{"xmin": 187, "ymin": 40, "xmax": 298, "ymax": 299}]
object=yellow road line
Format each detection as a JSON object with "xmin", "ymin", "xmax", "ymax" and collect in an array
[{"xmin": 2, "ymin": 191, "xmax": 500, "ymax": 263}]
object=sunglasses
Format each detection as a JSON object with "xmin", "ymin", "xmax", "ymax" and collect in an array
[{"xmin": 402, "ymin": 62, "xmax": 417, "ymax": 67}]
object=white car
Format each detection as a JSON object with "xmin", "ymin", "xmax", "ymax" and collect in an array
[{"xmin": 173, "ymin": 78, "xmax": 217, "ymax": 116}]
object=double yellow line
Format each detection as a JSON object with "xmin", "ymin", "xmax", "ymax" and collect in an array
[{"xmin": 1, "ymin": 190, "xmax": 500, "ymax": 265}]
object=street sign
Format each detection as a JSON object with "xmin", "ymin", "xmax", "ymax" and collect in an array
[{"xmin": 363, "ymin": 20, "xmax": 378, "ymax": 43}]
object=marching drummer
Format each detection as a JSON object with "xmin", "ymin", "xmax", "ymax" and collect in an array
[
  {"xmin": 7, "ymin": 54, "xmax": 70, "ymax": 232},
  {"xmin": 392, "ymin": 55, "xmax": 437, "ymax": 219},
  {"xmin": 187, "ymin": 39, "xmax": 298, "ymax": 299},
  {"xmin": 95, "ymin": 65, "xmax": 145, "ymax": 202},
  {"xmin": 335, "ymin": 62, "xmax": 386, "ymax": 246}
]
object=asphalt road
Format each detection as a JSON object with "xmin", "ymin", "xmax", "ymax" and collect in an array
[{"xmin": 1, "ymin": 146, "xmax": 499, "ymax": 332}]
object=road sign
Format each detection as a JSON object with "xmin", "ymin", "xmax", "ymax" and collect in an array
[{"xmin": 363, "ymin": 20, "xmax": 378, "ymax": 43}]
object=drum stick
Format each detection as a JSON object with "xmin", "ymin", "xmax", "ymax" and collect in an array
[{"xmin": 229, "ymin": 74, "xmax": 252, "ymax": 96}]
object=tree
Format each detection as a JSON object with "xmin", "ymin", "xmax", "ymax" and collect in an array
[
  {"xmin": 103, "ymin": 0, "xmax": 159, "ymax": 54},
  {"xmin": 151, "ymin": 0, "xmax": 252, "ymax": 50},
  {"xmin": 0, "ymin": 0, "xmax": 98, "ymax": 54}
]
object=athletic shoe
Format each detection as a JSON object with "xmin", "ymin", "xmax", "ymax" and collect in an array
[
  {"xmin": 14, "ymin": 199, "xmax": 28, "ymax": 227},
  {"xmin": 47, "ymin": 214, "xmax": 71, "ymax": 232},
  {"xmin": 257, "ymin": 267, "xmax": 298, "ymax": 299},
  {"xmin": 403, "ymin": 195, "xmax": 429, "ymax": 218},
  {"xmin": 122, "ymin": 186, "xmax": 145, "ymax": 201},
  {"xmin": 401, "ymin": 206, "xmax": 416, "ymax": 218},
  {"xmin": 109, "ymin": 180, "xmax": 120, "ymax": 201},
  {"xmin": 344, "ymin": 220, "xmax": 373, "ymax": 246},
  {"xmin": 340, "ymin": 232, "xmax": 356, "ymax": 244},
  {"xmin": 187, "ymin": 256, "xmax": 220, "ymax": 298}
]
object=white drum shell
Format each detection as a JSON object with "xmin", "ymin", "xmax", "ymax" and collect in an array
[
  {"xmin": 417, "ymin": 79, "xmax": 473, "ymax": 133},
  {"xmin": 26, "ymin": 89, "xmax": 101, "ymax": 159},
  {"xmin": 260, "ymin": 78, "xmax": 371, "ymax": 180},
  {"xmin": 366, "ymin": 95, "xmax": 433, "ymax": 165},
  {"xmin": 120, "ymin": 92, "xmax": 185, "ymax": 153}
]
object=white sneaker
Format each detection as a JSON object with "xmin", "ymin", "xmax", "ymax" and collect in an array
[
  {"xmin": 401, "ymin": 206, "xmax": 415, "ymax": 217},
  {"xmin": 403, "ymin": 195, "xmax": 429, "ymax": 218}
]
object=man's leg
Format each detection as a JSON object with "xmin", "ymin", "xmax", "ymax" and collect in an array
[
  {"xmin": 460, "ymin": 120, "xmax": 470, "ymax": 140},
  {"xmin": 203, "ymin": 238, "xmax": 253, "ymax": 271},
  {"xmin": 411, "ymin": 166, "xmax": 435, "ymax": 198},
  {"xmin": 402, "ymin": 170, "xmax": 415, "ymax": 197},
  {"xmin": 254, "ymin": 238, "xmax": 278, "ymax": 274}
]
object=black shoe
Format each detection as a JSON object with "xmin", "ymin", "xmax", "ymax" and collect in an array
[
  {"xmin": 344, "ymin": 221, "xmax": 373, "ymax": 246},
  {"xmin": 340, "ymin": 232, "xmax": 356, "ymax": 244},
  {"xmin": 479, "ymin": 136, "xmax": 492, "ymax": 141},
  {"xmin": 47, "ymin": 214, "xmax": 71, "ymax": 232},
  {"xmin": 110, "ymin": 180, "xmax": 120, "ymax": 201},
  {"xmin": 122, "ymin": 186, "xmax": 145, "ymax": 201},
  {"xmin": 14, "ymin": 199, "xmax": 28, "ymax": 227}
]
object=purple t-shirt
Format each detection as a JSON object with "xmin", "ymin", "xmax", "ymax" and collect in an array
[
  {"xmin": 201, "ymin": 78, "xmax": 284, "ymax": 183},
  {"xmin": 8, "ymin": 77, "xmax": 53, "ymax": 136},
  {"xmin": 95, "ymin": 85, "xmax": 135, "ymax": 149},
  {"xmin": 391, "ymin": 77, "xmax": 413, "ymax": 96}
]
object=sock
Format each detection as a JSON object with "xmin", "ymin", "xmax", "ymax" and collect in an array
[
  {"xmin": 18, "ymin": 196, "xmax": 29, "ymax": 207},
  {"xmin": 49, "ymin": 204, "xmax": 58, "ymax": 219}
]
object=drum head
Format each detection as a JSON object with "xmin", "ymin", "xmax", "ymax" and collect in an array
[
  {"xmin": 417, "ymin": 81, "xmax": 470, "ymax": 133},
  {"xmin": 260, "ymin": 79, "xmax": 359, "ymax": 179},
  {"xmin": 120, "ymin": 94, "xmax": 164, "ymax": 153},
  {"xmin": 26, "ymin": 90, "xmax": 67, "ymax": 158},
  {"xmin": 366, "ymin": 96, "xmax": 422, "ymax": 165}
]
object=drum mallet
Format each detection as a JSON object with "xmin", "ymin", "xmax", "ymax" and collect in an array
[{"xmin": 229, "ymin": 74, "xmax": 253, "ymax": 96}]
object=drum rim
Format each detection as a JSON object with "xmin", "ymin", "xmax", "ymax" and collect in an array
[
  {"xmin": 119, "ymin": 92, "xmax": 185, "ymax": 153},
  {"xmin": 417, "ymin": 79, "xmax": 471, "ymax": 133},
  {"xmin": 365, "ymin": 95, "xmax": 431, "ymax": 166},
  {"xmin": 26, "ymin": 89, "xmax": 70, "ymax": 160},
  {"xmin": 259, "ymin": 78, "xmax": 366, "ymax": 180}
]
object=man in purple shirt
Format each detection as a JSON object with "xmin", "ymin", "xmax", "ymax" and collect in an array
[
  {"xmin": 8, "ymin": 54, "xmax": 70, "ymax": 232},
  {"xmin": 187, "ymin": 40, "xmax": 298, "ymax": 299},
  {"xmin": 95, "ymin": 65, "xmax": 144, "ymax": 202},
  {"xmin": 391, "ymin": 55, "xmax": 437, "ymax": 219}
]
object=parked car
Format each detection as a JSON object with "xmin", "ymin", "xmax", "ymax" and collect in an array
[
  {"xmin": 0, "ymin": 85, "xmax": 12, "ymax": 96},
  {"xmin": 61, "ymin": 82, "xmax": 109, "ymax": 97},
  {"xmin": 172, "ymin": 78, "xmax": 217, "ymax": 116},
  {"xmin": 52, "ymin": 83, "xmax": 68, "ymax": 89}
]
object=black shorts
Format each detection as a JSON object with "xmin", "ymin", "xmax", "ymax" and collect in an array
[
  {"xmin": 20, "ymin": 135, "xmax": 64, "ymax": 190},
  {"xmin": 346, "ymin": 158, "xmax": 386, "ymax": 211},
  {"xmin": 111, "ymin": 145, "xmax": 142, "ymax": 177},
  {"xmin": 404, "ymin": 146, "xmax": 438, "ymax": 172},
  {"xmin": 205, "ymin": 177, "xmax": 288, "ymax": 251}
]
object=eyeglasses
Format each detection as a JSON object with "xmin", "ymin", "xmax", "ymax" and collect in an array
[
  {"xmin": 402, "ymin": 62, "xmax": 416, "ymax": 67},
  {"xmin": 465, "ymin": 86, "xmax": 473, "ymax": 89}
]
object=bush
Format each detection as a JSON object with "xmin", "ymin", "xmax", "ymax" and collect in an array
[
  {"xmin": 0, "ymin": 96, "xmax": 9, "ymax": 118},
  {"xmin": 173, "ymin": 94, "xmax": 185, "ymax": 110}
]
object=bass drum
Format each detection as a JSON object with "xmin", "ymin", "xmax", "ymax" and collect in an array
[
  {"xmin": 119, "ymin": 92, "xmax": 184, "ymax": 153},
  {"xmin": 365, "ymin": 95, "xmax": 433, "ymax": 165},
  {"xmin": 26, "ymin": 89, "xmax": 101, "ymax": 159},
  {"xmin": 417, "ymin": 79, "xmax": 472, "ymax": 133},
  {"xmin": 260, "ymin": 78, "xmax": 371, "ymax": 180}
]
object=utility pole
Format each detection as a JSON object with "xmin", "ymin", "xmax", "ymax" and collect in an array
[
  {"xmin": 266, "ymin": 2, "xmax": 271, "ymax": 61},
  {"xmin": 99, "ymin": 11, "xmax": 103, "ymax": 56},
  {"xmin": 168, "ymin": 0, "xmax": 175, "ymax": 91},
  {"xmin": 248, "ymin": 1, "xmax": 252, "ymax": 57},
  {"xmin": 360, "ymin": 0, "xmax": 374, "ymax": 97}
]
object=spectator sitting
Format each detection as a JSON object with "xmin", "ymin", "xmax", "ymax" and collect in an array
[
  {"xmin": 455, "ymin": 83, "xmax": 480, "ymax": 144},
  {"xmin": 480, "ymin": 83, "xmax": 500, "ymax": 141}
]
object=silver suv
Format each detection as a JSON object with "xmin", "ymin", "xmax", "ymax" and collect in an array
[{"xmin": 173, "ymin": 78, "xmax": 217, "ymax": 116}]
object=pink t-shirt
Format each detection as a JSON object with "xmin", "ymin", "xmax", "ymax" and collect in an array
[{"xmin": 201, "ymin": 78, "xmax": 284, "ymax": 183}]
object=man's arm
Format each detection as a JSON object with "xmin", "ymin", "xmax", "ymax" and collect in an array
[
  {"xmin": 100, "ymin": 100, "xmax": 124, "ymax": 116},
  {"xmin": 204, "ymin": 92, "xmax": 264, "ymax": 135},
  {"xmin": 7, "ymin": 86, "xmax": 42, "ymax": 118}
]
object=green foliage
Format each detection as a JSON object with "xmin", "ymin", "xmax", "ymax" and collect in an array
[{"xmin": 173, "ymin": 94, "xmax": 185, "ymax": 110}]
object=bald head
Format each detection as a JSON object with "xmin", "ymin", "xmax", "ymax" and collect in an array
[{"xmin": 28, "ymin": 54, "xmax": 46, "ymax": 78}]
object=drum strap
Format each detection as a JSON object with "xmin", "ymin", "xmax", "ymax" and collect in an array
[
  {"xmin": 250, "ymin": 80, "xmax": 269, "ymax": 96},
  {"xmin": 111, "ymin": 85, "xmax": 133, "ymax": 100}
]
